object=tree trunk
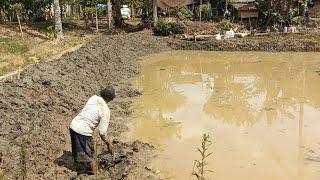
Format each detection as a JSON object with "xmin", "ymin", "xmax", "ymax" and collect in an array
[
  {"xmin": 80, "ymin": 5, "xmax": 83, "ymax": 18},
  {"xmin": 131, "ymin": 1, "xmax": 135, "ymax": 18},
  {"xmin": 199, "ymin": 0, "xmax": 202, "ymax": 22},
  {"xmin": 107, "ymin": 0, "xmax": 113, "ymax": 28},
  {"xmin": 53, "ymin": 0, "xmax": 63, "ymax": 39},
  {"xmin": 153, "ymin": 0, "xmax": 158, "ymax": 27},
  {"xmin": 17, "ymin": 14, "xmax": 23, "ymax": 38},
  {"xmin": 95, "ymin": 9, "xmax": 99, "ymax": 33},
  {"xmin": 302, "ymin": 0, "xmax": 308, "ymax": 17},
  {"xmin": 111, "ymin": 0, "xmax": 123, "ymax": 28},
  {"xmin": 224, "ymin": 0, "xmax": 228, "ymax": 18}
]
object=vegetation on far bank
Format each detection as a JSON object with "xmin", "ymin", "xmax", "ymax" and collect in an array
[{"xmin": 0, "ymin": 0, "xmax": 319, "ymax": 77}]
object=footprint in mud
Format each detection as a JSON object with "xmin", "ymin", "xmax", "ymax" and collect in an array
[{"xmin": 316, "ymin": 70, "xmax": 320, "ymax": 76}]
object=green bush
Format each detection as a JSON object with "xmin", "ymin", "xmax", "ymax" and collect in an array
[
  {"xmin": 195, "ymin": 4, "xmax": 212, "ymax": 21},
  {"xmin": 153, "ymin": 18, "xmax": 186, "ymax": 36},
  {"xmin": 170, "ymin": 21, "xmax": 187, "ymax": 34},
  {"xmin": 45, "ymin": 26, "xmax": 54, "ymax": 39},
  {"xmin": 169, "ymin": 6, "xmax": 194, "ymax": 20},
  {"xmin": 220, "ymin": 19, "xmax": 233, "ymax": 30},
  {"xmin": 84, "ymin": 7, "xmax": 97, "ymax": 15}
]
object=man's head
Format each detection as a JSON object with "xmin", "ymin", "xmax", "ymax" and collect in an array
[{"xmin": 100, "ymin": 86, "xmax": 116, "ymax": 103}]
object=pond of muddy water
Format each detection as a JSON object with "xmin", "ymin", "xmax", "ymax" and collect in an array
[{"xmin": 129, "ymin": 51, "xmax": 320, "ymax": 180}]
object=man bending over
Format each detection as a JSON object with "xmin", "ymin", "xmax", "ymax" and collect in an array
[{"xmin": 69, "ymin": 86, "xmax": 115, "ymax": 174}]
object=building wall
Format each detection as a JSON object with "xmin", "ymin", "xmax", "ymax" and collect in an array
[{"xmin": 240, "ymin": 10, "xmax": 258, "ymax": 19}]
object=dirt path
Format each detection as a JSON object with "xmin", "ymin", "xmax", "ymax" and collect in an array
[{"xmin": 0, "ymin": 30, "xmax": 319, "ymax": 180}]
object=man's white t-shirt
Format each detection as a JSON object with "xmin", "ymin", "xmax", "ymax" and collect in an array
[{"xmin": 70, "ymin": 95, "xmax": 110, "ymax": 137}]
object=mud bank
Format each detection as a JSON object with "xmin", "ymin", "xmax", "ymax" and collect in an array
[
  {"xmin": 0, "ymin": 31, "xmax": 170, "ymax": 179},
  {"xmin": 169, "ymin": 33, "xmax": 320, "ymax": 52},
  {"xmin": 0, "ymin": 31, "xmax": 319, "ymax": 180}
]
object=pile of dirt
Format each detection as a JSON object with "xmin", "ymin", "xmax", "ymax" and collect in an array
[
  {"xmin": 0, "ymin": 31, "xmax": 170, "ymax": 179},
  {"xmin": 184, "ymin": 21, "xmax": 219, "ymax": 35},
  {"xmin": 0, "ymin": 30, "xmax": 319, "ymax": 180}
]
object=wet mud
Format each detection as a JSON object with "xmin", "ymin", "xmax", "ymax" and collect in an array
[
  {"xmin": 0, "ymin": 31, "xmax": 170, "ymax": 179},
  {"xmin": 0, "ymin": 31, "xmax": 319, "ymax": 179}
]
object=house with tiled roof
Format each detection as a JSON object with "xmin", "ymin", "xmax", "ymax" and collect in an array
[{"xmin": 230, "ymin": 0, "xmax": 258, "ymax": 20}]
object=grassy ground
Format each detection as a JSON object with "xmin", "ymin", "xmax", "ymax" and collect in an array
[{"xmin": 0, "ymin": 20, "xmax": 98, "ymax": 76}]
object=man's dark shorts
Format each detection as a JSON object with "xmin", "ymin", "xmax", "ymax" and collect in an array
[{"xmin": 70, "ymin": 128, "xmax": 94, "ymax": 163}]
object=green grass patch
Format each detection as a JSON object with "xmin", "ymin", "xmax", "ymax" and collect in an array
[{"xmin": 0, "ymin": 37, "xmax": 28, "ymax": 54}]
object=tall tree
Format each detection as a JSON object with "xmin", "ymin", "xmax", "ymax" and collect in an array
[
  {"xmin": 302, "ymin": 0, "xmax": 308, "ymax": 17},
  {"xmin": 107, "ymin": 0, "xmax": 112, "ymax": 28},
  {"xmin": 153, "ymin": 0, "xmax": 157, "ymax": 27},
  {"xmin": 54, "ymin": 0, "xmax": 64, "ymax": 39},
  {"xmin": 111, "ymin": 0, "xmax": 123, "ymax": 27},
  {"xmin": 199, "ymin": 0, "xmax": 202, "ymax": 22}
]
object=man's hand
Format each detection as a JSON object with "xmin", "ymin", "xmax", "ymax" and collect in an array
[
  {"xmin": 106, "ymin": 141, "xmax": 113, "ymax": 153},
  {"xmin": 106, "ymin": 141, "xmax": 115, "ymax": 161},
  {"xmin": 100, "ymin": 134, "xmax": 114, "ymax": 155}
]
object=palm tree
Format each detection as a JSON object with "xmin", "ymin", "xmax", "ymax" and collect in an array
[{"xmin": 53, "ymin": 0, "xmax": 63, "ymax": 39}]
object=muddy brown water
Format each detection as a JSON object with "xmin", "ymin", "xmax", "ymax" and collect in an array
[{"xmin": 128, "ymin": 51, "xmax": 320, "ymax": 180}]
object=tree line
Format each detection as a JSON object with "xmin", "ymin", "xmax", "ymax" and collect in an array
[{"xmin": 0, "ymin": 0, "xmax": 313, "ymax": 39}]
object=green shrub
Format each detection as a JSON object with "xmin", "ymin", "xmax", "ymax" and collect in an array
[
  {"xmin": 45, "ymin": 26, "xmax": 54, "ymax": 39},
  {"xmin": 170, "ymin": 21, "xmax": 187, "ymax": 34},
  {"xmin": 169, "ymin": 6, "xmax": 194, "ymax": 20},
  {"xmin": 153, "ymin": 18, "xmax": 186, "ymax": 36},
  {"xmin": 220, "ymin": 19, "xmax": 233, "ymax": 30},
  {"xmin": 195, "ymin": 4, "xmax": 212, "ymax": 21},
  {"xmin": 84, "ymin": 7, "xmax": 97, "ymax": 15}
]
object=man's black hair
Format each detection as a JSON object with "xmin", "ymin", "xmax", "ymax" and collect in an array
[{"xmin": 100, "ymin": 86, "xmax": 116, "ymax": 102}]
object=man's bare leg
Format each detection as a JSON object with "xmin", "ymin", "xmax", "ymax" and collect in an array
[{"xmin": 87, "ymin": 160, "xmax": 97, "ymax": 175}]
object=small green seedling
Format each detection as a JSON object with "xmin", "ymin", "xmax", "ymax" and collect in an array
[{"xmin": 192, "ymin": 133, "xmax": 213, "ymax": 180}]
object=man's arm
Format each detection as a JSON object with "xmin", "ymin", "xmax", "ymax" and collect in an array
[
  {"xmin": 98, "ymin": 104, "xmax": 113, "ymax": 153},
  {"xmin": 99, "ymin": 134, "xmax": 113, "ymax": 152}
]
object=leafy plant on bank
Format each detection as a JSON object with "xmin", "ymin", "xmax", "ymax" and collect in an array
[
  {"xmin": 153, "ymin": 18, "xmax": 186, "ymax": 36},
  {"xmin": 195, "ymin": 4, "xmax": 212, "ymax": 21},
  {"xmin": 168, "ymin": 6, "xmax": 194, "ymax": 20},
  {"xmin": 192, "ymin": 133, "xmax": 213, "ymax": 180},
  {"xmin": 45, "ymin": 25, "xmax": 54, "ymax": 39},
  {"xmin": 220, "ymin": 19, "xmax": 233, "ymax": 30},
  {"xmin": 256, "ymin": 0, "xmax": 309, "ymax": 29}
]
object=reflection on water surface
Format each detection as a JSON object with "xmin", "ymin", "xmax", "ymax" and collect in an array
[{"xmin": 129, "ymin": 51, "xmax": 320, "ymax": 180}]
